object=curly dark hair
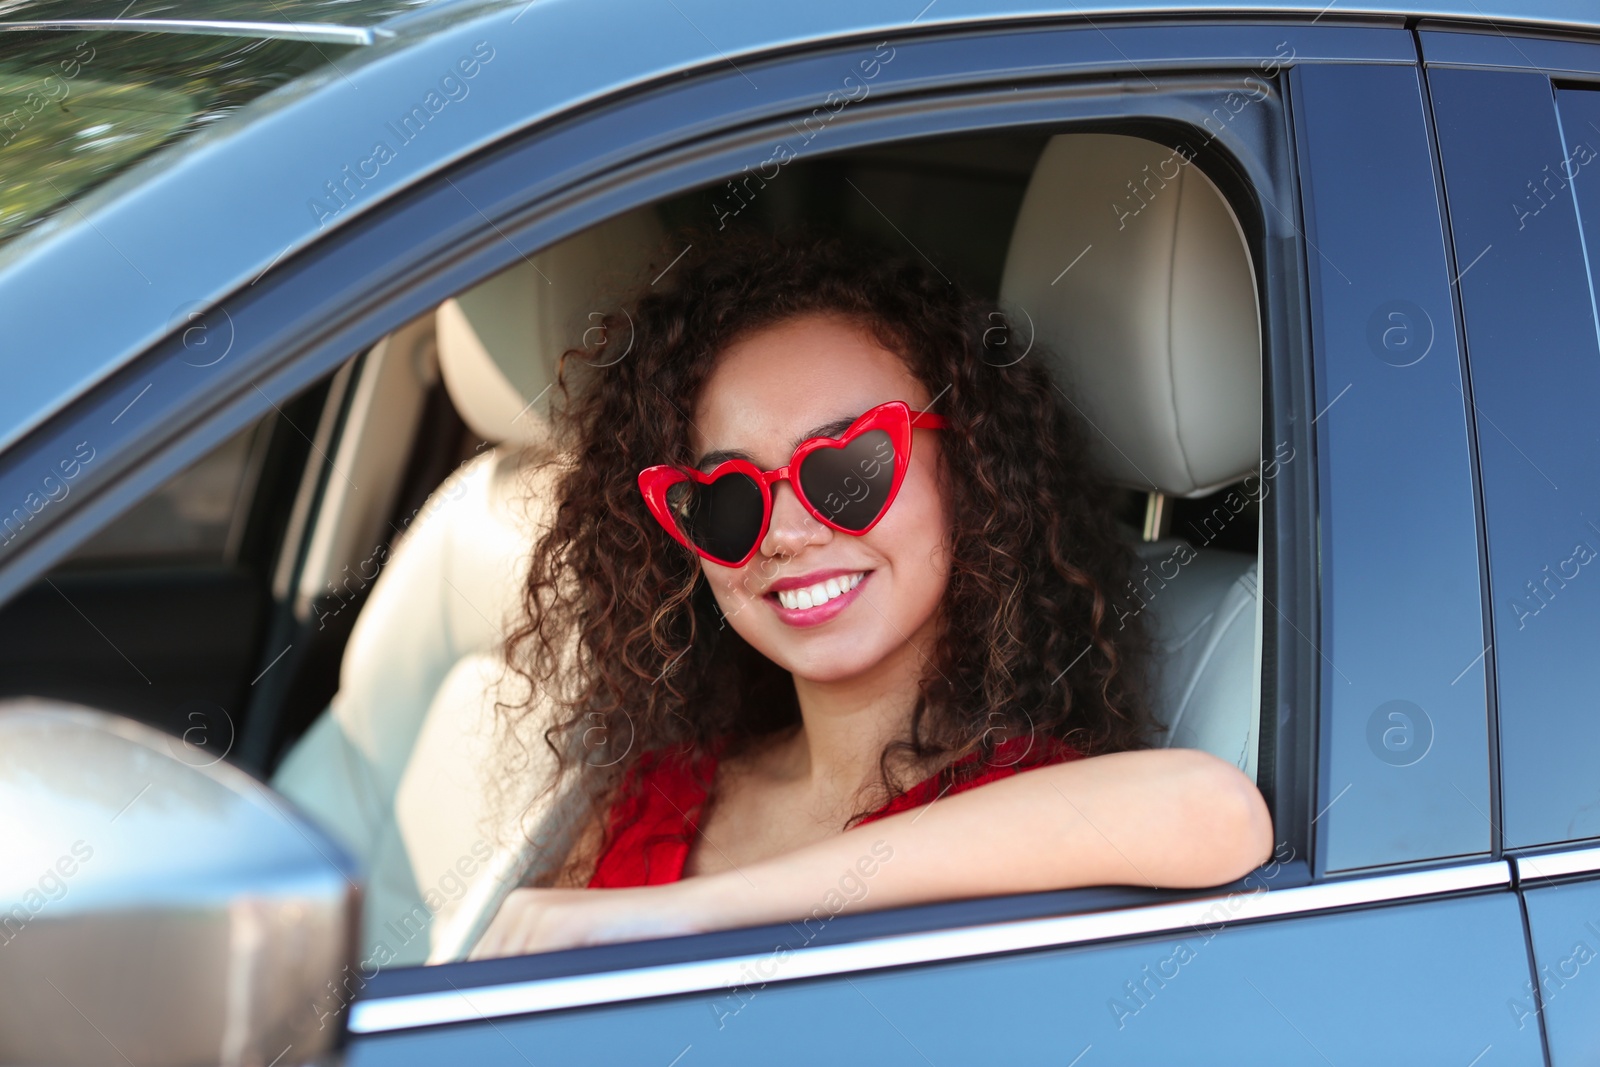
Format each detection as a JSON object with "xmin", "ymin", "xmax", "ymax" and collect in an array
[{"xmin": 501, "ymin": 228, "xmax": 1159, "ymax": 881}]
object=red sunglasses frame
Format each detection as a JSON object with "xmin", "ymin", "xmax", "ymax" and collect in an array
[{"xmin": 638, "ymin": 400, "xmax": 949, "ymax": 567}]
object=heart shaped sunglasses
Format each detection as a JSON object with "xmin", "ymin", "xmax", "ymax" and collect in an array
[{"xmin": 638, "ymin": 400, "xmax": 949, "ymax": 567}]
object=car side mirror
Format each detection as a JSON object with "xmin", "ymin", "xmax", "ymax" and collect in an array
[{"xmin": 0, "ymin": 699, "xmax": 360, "ymax": 1067}]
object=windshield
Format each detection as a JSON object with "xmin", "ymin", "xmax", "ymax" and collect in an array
[{"xmin": 0, "ymin": 0, "xmax": 440, "ymax": 249}]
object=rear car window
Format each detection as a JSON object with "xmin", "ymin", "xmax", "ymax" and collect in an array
[{"xmin": 1429, "ymin": 71, "xmax": 1600, "ymax": 849}]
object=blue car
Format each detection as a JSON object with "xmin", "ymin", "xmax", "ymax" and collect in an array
[{"xmin": 2, "ymin": 0, "xmax": 1599, "ymax": 1063}]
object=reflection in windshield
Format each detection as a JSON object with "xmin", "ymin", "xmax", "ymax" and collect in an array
[
  {"xmin": 0, "ymin": 28, "xmax": 364, "ymax": 247},
  {"xmin": 0, "ymin": 0, "xmax": 429, "ymax": 26}
]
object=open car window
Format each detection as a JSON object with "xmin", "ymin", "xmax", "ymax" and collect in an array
[{"xmin": 255, "ymin": 122, "xmax": 1271, "ymax": 969}]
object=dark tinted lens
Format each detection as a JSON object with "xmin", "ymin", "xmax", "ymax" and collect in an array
[
  {"xmin": 667, "ymin": 472, "xmax": 765, "ymax": 563},
  {"xmin": 797, "ymin": 429, "xmax": 898, "ymax": 531}
]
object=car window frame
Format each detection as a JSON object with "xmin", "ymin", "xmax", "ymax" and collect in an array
[{"xmin": 0, "ymin": 14, "xmax": 1356, "ymax": 1030}]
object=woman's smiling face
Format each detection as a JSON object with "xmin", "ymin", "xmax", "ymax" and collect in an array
[{"xmin": 688, "ymin": 312, "xmax": 953, "ymax": 683}]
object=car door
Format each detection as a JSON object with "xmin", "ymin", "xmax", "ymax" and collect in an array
[
  {"xmin": 1423, "ymin": 23, "xmax": 1600, "ymax": 1063},
  {"xmin": 0, "ymin": 9, "xmax": 1545, "ymax": 1065},
  {"xmin": 312, "ymin": 17, "xmax": 1535, "ymax": 1066}
]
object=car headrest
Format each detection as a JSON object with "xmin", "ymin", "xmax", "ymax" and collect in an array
[
  {"xmin": 1000, "ymin": 133, "xmax": 1261, "ymax": 497},
  {"xmin": 435, "ymin": 206, "xmax": 667, "ymax": 446}
]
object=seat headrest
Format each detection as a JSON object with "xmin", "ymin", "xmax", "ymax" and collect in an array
[
  {"xmin": 436, "ymin": 206, "xmax": 667, "ymax": 446},
  {"xmin": 1000, "ymin": 134, "xmax": 1261, "ymax": 497}
]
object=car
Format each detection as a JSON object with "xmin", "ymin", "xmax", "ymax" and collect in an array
[{"xmin": 2, "ymin": 0, "xmax": 1599, "ymax": 1063}]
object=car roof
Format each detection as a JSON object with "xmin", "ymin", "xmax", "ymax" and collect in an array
[
  {"xmin": 382, "ymin": 0, "xmax": 1597, "ymax": 36},
  {"xmin": 0, "ymin": 0, "xmax": 1595, "ymax": 455}
]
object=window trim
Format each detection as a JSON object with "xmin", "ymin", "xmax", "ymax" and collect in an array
[
  {"xmin": 350, "ymin": 859, "xmax": 1510, "ymax": 1032},
  {"xmin": 1517, "ymin": 846, "xmax": 1600, "ymax": 883}
]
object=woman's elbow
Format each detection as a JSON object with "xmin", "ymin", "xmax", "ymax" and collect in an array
[{"xmin": 1166, "ymin": 748, "xmax": 1275, "ymax": 888}]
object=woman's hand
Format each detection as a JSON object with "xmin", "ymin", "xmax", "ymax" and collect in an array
[{"xmin": 470, "ymin": 884, "xmax": 711, "ymax": 959}]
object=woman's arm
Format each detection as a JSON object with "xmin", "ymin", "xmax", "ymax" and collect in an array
[{"xmin": 472, "ymin": 747, "xmax": 1272, "ymax": 958}]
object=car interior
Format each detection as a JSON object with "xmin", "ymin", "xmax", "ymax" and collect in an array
[{"xmin": 0, "ymin": 127, "xmax": 1264, "ymax": 968}]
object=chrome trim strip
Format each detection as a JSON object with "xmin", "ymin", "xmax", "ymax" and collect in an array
[
  {"xmin": 0, "ymin": 19, "xmax": 378, "ymax": 45},
  {"xmin": 1516, "ymin": 846, "xmax": 1600, "ymax": 882},
  {"xmin": 351, "ymin": 861, "xmax": 1510, "ymax": 1034}
]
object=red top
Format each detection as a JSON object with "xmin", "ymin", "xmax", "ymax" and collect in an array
[{"xmin": 588, "ymin": 733, "xmax": 1085, "ymax": 888}]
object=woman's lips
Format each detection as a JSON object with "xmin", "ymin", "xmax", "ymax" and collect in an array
[{"xmin": 767, "ymin": 570, "xmax": 872, "ymax": 628}]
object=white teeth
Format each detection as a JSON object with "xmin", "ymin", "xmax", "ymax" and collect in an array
[{"xmin": 775, "ymin": 572, "xmax": 865, "ymax": 610}]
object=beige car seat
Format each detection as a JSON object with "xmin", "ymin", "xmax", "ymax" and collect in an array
[
  {"xmin": 1000, "ymin": 133, "xmax": 1263, "ymax": 778},
  {"xmin": 272, "ymin": 207, "xmax": 665, "ymax": 967}
]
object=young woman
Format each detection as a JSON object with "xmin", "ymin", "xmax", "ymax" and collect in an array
[{"xmin": 472, "ymin": 231, "xmax": 1272, "ymax": 958}]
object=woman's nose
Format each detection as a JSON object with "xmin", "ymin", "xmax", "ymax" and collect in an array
[{"xmin": 760, "ymin": 480, "xmax": 830, "ymax": 559}]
